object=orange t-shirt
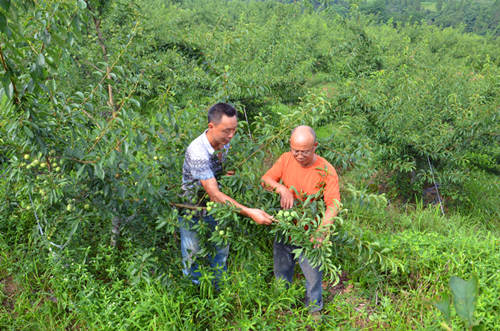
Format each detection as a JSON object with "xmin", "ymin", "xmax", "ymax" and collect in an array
[{"xmin": 263, "ymin": 152, "xmax": 340, "ymax": 208}]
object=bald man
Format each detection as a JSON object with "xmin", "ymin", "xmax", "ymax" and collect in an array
[{"xmin": 261, "ymin": 125, "xmax": 340, "ymax": 314}]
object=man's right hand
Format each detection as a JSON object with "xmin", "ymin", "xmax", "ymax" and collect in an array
[
  {"xmin": 246, "ymin": 208, "xmax": 273, "ymax": 225},
  {"xmin": 276, "ymin": 185, "xmax": 294, "ymax": 209}
]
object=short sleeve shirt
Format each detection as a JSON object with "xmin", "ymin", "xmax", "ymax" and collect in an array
[
  {"xmin": 181, "ymin": 130, "xmax": 229, "ymax": 204},
  {"xmin": 263, "ymin": 152, "xmax": 340, "ymax": 208}
]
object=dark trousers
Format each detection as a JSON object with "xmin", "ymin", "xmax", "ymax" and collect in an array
[{"xmin": 273, "ymin": 240, "xmax": 323, "ymax": 312}]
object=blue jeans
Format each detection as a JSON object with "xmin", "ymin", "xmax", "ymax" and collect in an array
[
  {"xmin": 179, "ymin": 215, "xmax": 229, "ymax": 285},
  {"xmin": 273, "ymin": 240, "xmax": 323, "ymax": 312}
]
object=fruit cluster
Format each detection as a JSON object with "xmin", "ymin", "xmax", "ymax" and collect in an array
[
  {"xmin": 274, "ymin": 209, "xmax": 300, "ymax": 222},
  {"xmin": 22, "ymin": 151, "xmax": 62, "ymax": 173}
]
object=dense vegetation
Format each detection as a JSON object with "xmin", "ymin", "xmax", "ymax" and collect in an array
[
  {"xmin": 1, "ymin": 0, "xmax": 498, "ymax": 329},
  {"xmin": 359, "ymin": 0, "xmax": 500, "ymax": 36}
]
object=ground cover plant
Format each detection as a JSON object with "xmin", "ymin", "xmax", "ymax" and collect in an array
[{"xmin": 1, "ymin": 0, "xmax": 499, "ymax": 329}]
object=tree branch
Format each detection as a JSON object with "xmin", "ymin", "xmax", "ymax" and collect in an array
[{"xmin": 85, "ymin": 0, "xmax": 116, "ymax": 118}]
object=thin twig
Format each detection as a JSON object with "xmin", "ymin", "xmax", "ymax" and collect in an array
[
  {"xmin": 170, "ymin": 202, "xmax": 206, "ymax": 210},
  {"xmin": 68, "ymin": 157, "xmax": 97, "ymax": 164},
  {"xmin": 241, "ymin": 106, "xmax": 254, "ymax": 141},
  {"xmin": 86, "ymin": 74, "xmax": 141, "ymax": 153},
  {"xmin": 427, "ymin": 156, "xmax": 445, "ymax": 215},
  {"xmin": 77, "ymin": 21, "xmax": 140, "ymax": 128}
]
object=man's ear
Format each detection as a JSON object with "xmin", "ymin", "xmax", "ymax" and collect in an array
[{"xmin": 208, "ymin": 122, "xmax": 214, "ymax": 130}]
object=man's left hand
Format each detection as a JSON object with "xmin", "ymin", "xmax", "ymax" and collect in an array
[{"xmin": 310, "ymin": 231, "xmax": 328, "ymax": 249}]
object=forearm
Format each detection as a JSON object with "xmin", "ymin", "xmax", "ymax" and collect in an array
[
  {"xmin": 208, "ymin": 190, "xmax": 250, "ymax": 216},
  {"xmin": 261, "ymin": 175, "xmax": 287, "ymax": 193},
  {"xmin": 206, "ymin": 186, "xmax": 272, "ymax": 225},
  {"xmin": 321, "ymin": 205, "xmax": 338, "ymax": 228}
]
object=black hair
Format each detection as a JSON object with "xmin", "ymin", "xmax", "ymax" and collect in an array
[{"xmin": 207, "ymin": 103, "xmax": 237, "ymax": 124}]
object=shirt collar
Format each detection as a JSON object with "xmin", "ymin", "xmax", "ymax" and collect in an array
[
  {"xmin": 202, "ymin": 130, "xmax": 215, "ymax": 154},
  {"xmin": 203, "ymin": 129, "xmax": 231, "ymax": 154}
]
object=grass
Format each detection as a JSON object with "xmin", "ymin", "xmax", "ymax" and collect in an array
[
  {"xmin": 5, "ymin": 146, "xmax": 498, "ymax": 329},
  {"xmin": 1, "ymin": 197, "xmax": 498, "ymax": 330}
]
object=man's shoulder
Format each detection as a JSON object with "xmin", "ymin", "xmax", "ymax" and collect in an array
[
  {"xmin": 316, "ymin": 155, "xmax": 338, "ymax": 175},
  {"xmin": 186, "ymin": 132, "xmax": 211, "ymax": 159},
  {"xmin": 271, "ymin": 151, "xmax": 293, "ymax": 167},
  {"xmin": 278, "ymin": 151, "xmax": 293, "ymax": 162}
]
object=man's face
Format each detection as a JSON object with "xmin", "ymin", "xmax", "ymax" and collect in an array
[
  {"xmin": 290, "ymin": 139, "xmax": 317, "ymax": 167},
  {"xmin": 208, "ymin": 115, "xmax": 238, "ymax": 148}
]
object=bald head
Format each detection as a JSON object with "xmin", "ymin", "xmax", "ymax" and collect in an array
[
  {"xmin": 290, "ymin": 126, "xmax": 317, "ymax": 167},
  {"xmin": 290, "ymin": 125, "xmax": 316, "ymax": 145}
]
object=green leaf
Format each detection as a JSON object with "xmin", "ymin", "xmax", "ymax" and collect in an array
[
  {"xmin": 450, "ymin": 276, "xmax": 478, "ymax": 327},
  {"xmin": 123, "ymin": 141, "xmax": 129, "ymax": 154},
  {"xmin": 3, "ymin": 82, "xmax": 13, "ymax": 99},
  {"xmin": 23, "ymin": 126, "xmax": 33, "ymax": 138},
  {"xmin": 84, "ymin": 102, "xmax": 94, "ymax": 111},
  {"xmin": 77, "ymin": 0, "xmax": 87, "ymax": 10},
  {"xmin": 76, "ymin": 164, "xmax": 86, "ymax": 179},
  {"xmin": 434, "ymin": 293, "xmax": 451, "ymax": 322},
  {"xmin": 0, "ymin": 12, "xmax": 6, "ymax": 34},
  {"xmin": 0, "ymin": 0, "xmax": 9, "ymax": 12},
  {"xmin": 36, "ymin": 53, "xmax": 45, "ymax": 67},
  {"xmin": 94, "ymin": 163, "xmax": 105, "ymax": 180},
  {"xmin": 129, "ymin": 98, "xmax": 140, "ymax": 108}
]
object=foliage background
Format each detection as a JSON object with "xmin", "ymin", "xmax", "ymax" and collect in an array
[{"xmin": 0, "ymin": 0, "xmax": 498, "ymax": 329}]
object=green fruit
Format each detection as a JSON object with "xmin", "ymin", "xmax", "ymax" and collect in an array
[
  {"xmin": 55, "ymin": 167, "xmax": 61, "ymax": 172},
  {"xmin": 219, "ymin": 230, "xmax": 224, "ymax": 235},
  {"xmin": 40, "ymin": 162, "xmax": 46, "ymax": 168},
  {"xmin": 153, "ymin": 156, "xmax": 158, "ymax": 160},
  {"xmin": 284, "ymin": 211, "xmax": 290, "ymax": 217},
  {"xmin": 24, "ymin": 154, "xmax": 30, "ymax": 160},
  {"xmin": 206, "ymin": 206, "xmax": 212, "ymax": 212},
  {"xmin": 84, "ymin": 204, "xmax": 90, "ymax": 210},
  {"xmin": 66, "ymin": 204, "xmax": 72, "ymax": 212}
]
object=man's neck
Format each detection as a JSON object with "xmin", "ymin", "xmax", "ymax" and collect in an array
[
  {"xmin": 300, "ymin": 154, "xmax": 317, "ymax": 168},
  {"xmin": 205, "ymin": 130, "xmax": 221, "ymax": 150}
]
